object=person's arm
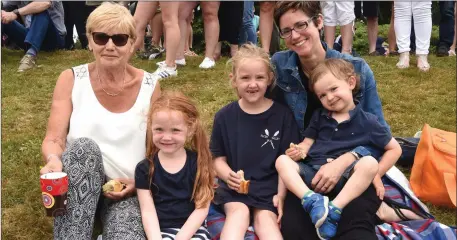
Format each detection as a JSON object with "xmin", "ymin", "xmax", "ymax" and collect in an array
[
  {"xmin": 377, "ymin": 139, "xmax": 402, "ymax": 177},
  {"xmin": 40, "ymin": 69, "xmax": 74, "ymax": 175},
  {"xmin": 214, "ymin": 156, "xmax": 241, "ymax": 191},
  {"xmin": 16, "ymin": 1, "xmax": 51, "ymax": 16},
  {"xmin": 149, "ymin": 81, "xmax": 161, "ymax": 104},
  {"xmin": 273, "ymin": 175, "xmax": 286, "ymax": 223},
  {"xmin": 137, "ymin": 189, "xmax": 162, "ymax": 239},
  {"xmin": 175, "ymin": 203, "xmax": 210, "ymax": 240}
]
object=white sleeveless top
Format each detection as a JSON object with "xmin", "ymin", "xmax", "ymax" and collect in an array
[{"xmin": 67, "ymin": 64, "xmax": 157, "ymax": 180}]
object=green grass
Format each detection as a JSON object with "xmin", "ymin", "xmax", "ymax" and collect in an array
[{"xmin": 2, "ymin": 30, "xmax": 456, "ymax": 239}]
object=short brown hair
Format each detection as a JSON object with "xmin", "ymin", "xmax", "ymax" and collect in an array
[
  {"xmin": 309, "ymin": 59, "xmax": 360, "ymax": 95},
  {"xmin": 274, "ymin": 1, "xmax": 322, "ymax": 28}
]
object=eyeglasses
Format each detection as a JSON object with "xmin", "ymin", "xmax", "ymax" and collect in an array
[
  {"xmin": 279, "ymin": 16, "xmax": 316, "ymax": 39},
  {"xmin": 92, "ymin": 32, "xmax": 130, "ymax": 47}
]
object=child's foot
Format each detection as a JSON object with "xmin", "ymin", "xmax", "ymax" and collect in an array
[
  {"xmin": 317, "ymin": 202, "xmax": 342, "ymax": 240},
  {"xmin": 301, "ymin": 191, "xmax": 329, "ymax": 228}
]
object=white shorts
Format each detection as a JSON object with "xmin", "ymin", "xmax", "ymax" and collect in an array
[{"xmin": 321, "ymin": 1, "xmax": 355, "ymax": 26}]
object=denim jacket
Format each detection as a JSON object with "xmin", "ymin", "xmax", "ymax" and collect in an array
[{"xmin": 270, "ymin": 41, "xmax": 390, "ymax": 159}]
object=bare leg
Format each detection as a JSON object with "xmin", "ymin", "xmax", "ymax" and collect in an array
[
  {"xmin": 340, "ymin": 22, "xmax": 354, "ymax": 54},
  {"xmin": 367, "ymin": 17, "xmax": 379, "ymax": 53},
  {"xmin": 331, "ymin": 157, "xmax": 378, "ymax": 209},
  {"xmin": 388, "ymin": 3, "xmax": 397, "ymax": 53},
  {"xmin": 213, "ymin": 42, "xmax": 222, "ymax": 61},
  {"xmin": 201, "ymin": 1, "xmax": 220, "ymax": 60},
  {"xmin": 230, "ymin": 44, "xmax": 239, "ymax": 57},
  {"xmin": 253, "ymin": 209, "xmax": 283, "ymax": 240},
  {"xmin": 259, "ymin": 1, "xmax": 275, "ymax": 54},
  {"xmin": 151, "ymin": 12, "xmax": 163, "ymax": 47},
  {"xmin": 176, "ymin": 2, "xmax": 196, "ymax": 61},
  {"xmin": 275, "ymin": 155, "xmax": 311, "ymax": 199},
  {"xmin": 221, "ymin": 202, "xmax": 250, "ymax": 240},
  {"xmin": 187, "ymin": 17, "xmax": 193, "ymax": 51},
  {"xmin": 133, "ymin": 1, "xmax": 158, "ymax": 53},
  {"xmin": 160, "ymin": 1, "xmax": 180, "ymax": 68},
  {"xmin": 376, "ymin": 202, "xmax": 424, "ymax": 222},
  {"xmin": 324, "ymin": 26, "xmax": 336, "ymax": 49}
]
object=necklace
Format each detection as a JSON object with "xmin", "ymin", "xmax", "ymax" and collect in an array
[{"xmin": 97, "ymin": 66, "xmax": 126, "ymax": 97}]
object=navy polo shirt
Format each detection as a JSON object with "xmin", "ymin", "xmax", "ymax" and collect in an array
[{"xmin": 303, "ymin": 104, "xmax": 392, "ymax": 166}]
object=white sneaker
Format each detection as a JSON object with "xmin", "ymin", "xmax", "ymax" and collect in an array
[
  {"xmin": 156, "ymin": 58, "xmax": 186, "ymax": 67},
  {"xmin": 152, "ymin": 64, "xmax": 177, "ymax": 80},
  {"xmin": 199, "ymin": 57, "xmax": 215, "ymax": 69}
]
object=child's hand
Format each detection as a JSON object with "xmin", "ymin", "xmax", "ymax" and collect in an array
[
  {"xmin": 226, "ymin": 171, "xmax": 241, "ymax": 192},
  {"xmin": 373, "ymin": 174, "xmax": 385, "ymax": 200},
  {"xmin": 273, "ymin": 194, "xmax": 285, "ymax": 224},
  {"xmin": 286, "ymin": 143, "xmax": 306, "ymax": 161}
]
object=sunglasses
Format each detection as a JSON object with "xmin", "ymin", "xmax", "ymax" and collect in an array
[{"xmin": 92, "ymin": 32, "xmax": 130, "ymax": 47}]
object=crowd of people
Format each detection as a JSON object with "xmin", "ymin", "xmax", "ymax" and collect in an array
[
  {"xmin": 2, "ymin": 1, "xmax": 456, "ymax": 74},
  {"xmin": 1, "ymin": 1, "xmax": 454, "ymax": 240}
]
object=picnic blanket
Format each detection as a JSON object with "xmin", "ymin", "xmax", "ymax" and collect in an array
[{"xmin": 206, "ymin": 166, "xmax": 456, "ymax": 240}]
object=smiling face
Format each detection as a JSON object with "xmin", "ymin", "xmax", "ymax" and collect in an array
[
  {"xmin": 88, "ymin": 27, "xmax": 134, "ymax": 68},
  {"xmin": 231, "ymin": 58, "xmax": 273, "ymax": 105},
  {"xmin": 279, "ymin": 9, "xmax": 323, "ymax": 58},
  {"xmin": 313, "ymin": 73, "xmax": 356, "ymax": 113},
  {"xmin": 151, "ymin": 110, "xmax": 190, "ymax": 155}
]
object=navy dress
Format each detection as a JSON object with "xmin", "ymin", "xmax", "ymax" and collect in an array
[{"xmin": 210, "ymin": 101, "xmax": 300, "ymax": 213}]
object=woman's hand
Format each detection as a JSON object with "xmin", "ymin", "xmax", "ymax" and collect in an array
[
  {"xmin": 226, "ymin": 171, "xmax": 241, "ymax": 191},
  {"xmin": 311, "ymin": 158, "xmax": 348, "ymax": 194},
  {"xmin": 104, "ymin": 178, "xmax": 135, "ymax": 201},
  {"xmin": 40, "ymin": 157, "xmax": 63, "ymax": 175},
  {"xmin": 373, "ymin": 174, "xmax": 385, "ymax": 200},
  {"xmin": 273, "ymin": 194, "xmax": 285, "ymax": 223}
]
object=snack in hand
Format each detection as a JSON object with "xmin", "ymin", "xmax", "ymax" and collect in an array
[
  {"xmin": 290, "ymin": 143, "xmax": 306, "ymax": 159},
  {"xmin": 236, "ymin": 170, "xmax": 250, "ymax": 194},
  {"xmin": 102, "ymin": 180, "xmax": 125, "ymax": 193}
]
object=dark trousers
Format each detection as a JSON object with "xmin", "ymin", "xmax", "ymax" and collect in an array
[
  {"xmin": 281, "ymin": 185, "xmax": 382, "ymax": 240},
  {"xmin": 438, "ymin": 1, "xmax": 456, "ymax": 49},
  {"xmin": 1, "ymin": 11, "xmax": 65, "ymax": 52},
  {"xmin": 63, "ymin": 1, "xmax": 96, "ymax": 49}
]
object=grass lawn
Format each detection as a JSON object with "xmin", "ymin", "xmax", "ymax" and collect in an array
[{"xmin": 2, "ymin": 29, "xmax": 456, "ymax": 239}]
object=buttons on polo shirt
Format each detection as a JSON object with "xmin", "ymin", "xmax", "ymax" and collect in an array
[{"xmin": 335, "ymin": 128, "xmax": 338, "ymax": 131}]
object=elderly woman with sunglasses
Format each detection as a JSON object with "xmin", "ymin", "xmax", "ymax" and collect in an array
[
  {"xmin": 269, "ymin": 2, "xmax": 393, "ymax": 240},
  {"xmin": 39, "ymin": 3, "xmax": 160, "ymax": 239}
]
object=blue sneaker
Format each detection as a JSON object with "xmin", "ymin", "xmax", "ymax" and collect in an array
[
  {"xmin": 317, "ymin": 203, "xmax": 342, "ymax": 240},
  {"xmin": 302, "ymin": 192, "xmax": 329, "ymax": 228}
]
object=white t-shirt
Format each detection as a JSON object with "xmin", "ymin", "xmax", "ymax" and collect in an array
[{"xmin": 67, "ymin": 64, "xmax": 157, "ymax": 180}]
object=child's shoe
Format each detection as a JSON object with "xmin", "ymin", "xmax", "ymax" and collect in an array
[
  {"xmin": 301, "ymin": 191, "xmax": 329, "ymax": 228},
  {"xmin": 317, "ymin": 202, "xmax": 342, "ymax": 240}
]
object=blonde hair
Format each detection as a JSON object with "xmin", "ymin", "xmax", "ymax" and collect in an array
[
  {"xmin": 309, "ymin": 58, "xmax": 360, "ymax": 95},
  {"xmin": 86, "ymin": 2, "xmax": 136, "ymax": 41},
  {"xmin": 145, "ymin": 91, "xmax": 214, "ymax": 208},
  {"xmin": 227, "ymin": 43, "xmax": 276, "ymax": 91}
]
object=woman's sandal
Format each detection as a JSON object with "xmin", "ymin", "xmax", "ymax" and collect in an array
[
  {"xmin": 184, "ymin": 50, "xmax": 198, "ymax": 57},
  {"xmin": 417, "ymin": 54, "xmax": 430, "ymax": 72},
  {"xmin": 383, "ymin": 198, "xmax": 428, "ymax": 221},
  {"xmin": 396, "ymin": 52, "xmax": 410, "ymax": 69}
]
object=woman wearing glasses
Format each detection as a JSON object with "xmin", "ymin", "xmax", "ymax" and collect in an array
[
  {"xmin": 39, "ymin": 3, "xmax": 160, "ymax": 239},
  {"xmin": 269, "ymin": 2, "xmax": 389, "ymax": 240}
]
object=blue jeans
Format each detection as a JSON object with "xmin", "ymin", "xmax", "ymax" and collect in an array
[
  {"xmin": 239, "ymin": 1, "xmax": 257, "ymax": 45},
  {"xmin": 439, "ymin": 1, "xmax": 456, "ymax": 48},
  {"xmin": 1, "ymin": 11, "xmax": 65, "ymax": 52}
]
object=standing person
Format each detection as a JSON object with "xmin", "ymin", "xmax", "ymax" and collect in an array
[
  {"xmin": 355, "ymin": 2, "xmax": 380, "ymax": 56},
  {"xmin": 271, "ymin": 2, "xmax": 390, "ymax": 239},
  {"xmin": 62, "ymin": 1, "xmax": 95, "ymax": 50},
  {"xmin": 39, "ymin": 3, "xmax": 161, "ymax": 239},
  {"xmin": 276, "ymin": 59, "xmax": 401, "ymax": 239},
  {"xmin": 394, "ymin": 1, "xmax": 432, "ymax": 71},
  {"xmin": 321, "ymin": 1, "xmax": 355, "ymax": 55},
  {"xmin": 210, "ymin": 44, "xmax": 300, "ymax": 239},
  {"xmin": 135, "ymin": 91, "xmax": 213, "ymax": 239},
  {"xmin": 259, "ymin": 1, "xmax": 276, "ymax": 55},
  {"xmin": 1, "ymin": 1, "xmax": 66, "ymax": 72},
  {"xmin": 176, "ymin": 1, "xmax": 220, "ymax": 69},
  {"xmin": 239, "ymin": 1, "xmax": 257, "ymax": 45},
  {"xmin": 214, "ymin": 1, "xmax": 243, "ymax": 59},
  {"xmin": 437, "ymin": 1, "xmax": 456, "ymax": 57},
  {"xmin": 133, "ymin": 1, "xmax": 180, "ymax": 80}
]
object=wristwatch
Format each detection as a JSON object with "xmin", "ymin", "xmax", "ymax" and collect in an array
[
  {"xmin": 349, "ymin": 151, "xmax": 361, "ymax": 160},
  {"xmin": 12, "ymin": 9, "xmax": 21, "ymax": 18}
]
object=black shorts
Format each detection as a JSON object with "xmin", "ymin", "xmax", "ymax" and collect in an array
[{"xmin": 355, "ymin": 1, "xmax": 379, "ymax": 18}]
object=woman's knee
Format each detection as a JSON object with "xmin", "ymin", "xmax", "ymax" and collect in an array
[
  {"xmin": 63, "ymin": 137, "xmax": 103, "ymax": 170},
  {"xmin": 201, "ymin": 2, "xmax": 219, "ymax": 21}
]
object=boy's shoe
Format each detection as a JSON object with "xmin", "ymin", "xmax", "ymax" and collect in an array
[
  {"xmin": 18, "ymin": 54, "xmax": 37, "ymax": 72},
  {"xmin": 156, "ymin": 58, "xmax": 186, "ymax": 67},
  {"xmin": 151, "ymin": 64, "xmax": 177, "ymax": 81},
  {"xmin": 302, "ymin": 192, "xmax": 329, "ymax": 228},
  {"xmin": 436, "ymin": 44, "xmax": 449, "ymax": 57},
  {"xmin": 199, "ymin": 57, "xmax": 216, "ymax": 69},
  {"xmin": 317, "ymin": 203, "xmax": 342, "ymax": 240}
]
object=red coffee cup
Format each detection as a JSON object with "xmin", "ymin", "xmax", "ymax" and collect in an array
[{"xmin": 40, "ymin": 172, "xmax": 68, "ymax": 217}]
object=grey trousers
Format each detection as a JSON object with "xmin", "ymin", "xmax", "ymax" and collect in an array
[{"xmin": 53, "ymin": 138, "xmax": 146, "ymax": 240}]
